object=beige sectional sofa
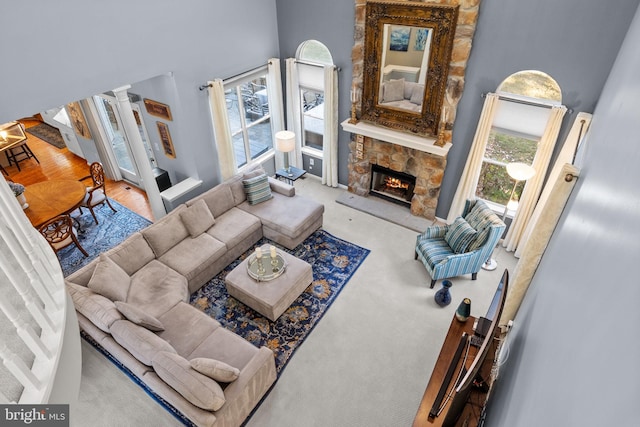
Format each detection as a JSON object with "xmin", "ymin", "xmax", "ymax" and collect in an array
[{"xmin": 65, "ymin": 165, "xmax": 324, "ymax": 426}]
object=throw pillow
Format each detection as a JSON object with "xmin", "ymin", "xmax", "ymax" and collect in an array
[
  {"xmin": 179, "ymin": 199, "xmax": 215, "ymax": 238},
  {"xmin": 114, "ymin": 301, "xmax": 164, "ymax": 332},
  {"xmin": 66, "ymin": 282, "xmax": 123, "ymax": 333},
  {"xmin": 190, "ymin": 358, "xmax": 240, "ymax": 383},
  {"xmin": 381, "ymin": 79, "xmax": 405, "ymax": 103},
  {"xmin": 110, "ymin": 320, "xmax": 176, "ymax": 366},
  {"xmin": 153, "ymin": 351, "xmax": 226, "ymax": 411},
  {"xmin": 242, "ymin": 173, "xmax": 273, "ymax": 205},
  {"xmin": 141, "ymin": 209, "xmax": 190, "ymax": 257},
  {"xmin": 410, "ymin": 84, "xmax": 425, "ymax": 105},
  {"xmin": 444, "ymin": 217, "xmax": 478, "ymax": 254},
  {"xmin": 87, "ymin": 254, "xmax": 131, "ymax": 301}
]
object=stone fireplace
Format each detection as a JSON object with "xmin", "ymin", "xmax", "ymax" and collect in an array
[
  {"xmin": 343, "ymin": 0, "xmax": 480, "ymax": 221},
  {"xmin": 348, "ymin": 137, "xmax": 446, "ymax": 219}
]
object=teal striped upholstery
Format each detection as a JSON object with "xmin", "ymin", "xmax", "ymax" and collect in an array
[
  {"xmin": 242, "ymin": 173, "xmax": 273, "ymax": 205},
  {"xmin": 415, "ymin": 199, "xmax": 505, "ymax": 288},
  {"xmin": 444, "ymin": 217, "xmax": 477, "ymax": 254}
]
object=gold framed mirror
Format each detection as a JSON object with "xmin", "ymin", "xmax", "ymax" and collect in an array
[{"xmin": 360, "ymin": 1, "xmax": 458, "ymax": 137}]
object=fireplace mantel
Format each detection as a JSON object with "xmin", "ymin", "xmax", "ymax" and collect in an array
[{"xmin": 341, "ymin": 119, "xmax": 451, "ymax": 158}]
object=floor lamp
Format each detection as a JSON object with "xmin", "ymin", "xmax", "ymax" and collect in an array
[
  {"xmin": 275, "ymin": 130, "xmax": 295, "ymax": 177},
  {"xmin": 482, "ymin": 162, "xmax": 536, "ymax": 271}
]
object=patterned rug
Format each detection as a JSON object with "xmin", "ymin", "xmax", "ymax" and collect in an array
[
  {"xmin": 190, "ymin": 229, "xmax": 370, "ymax": 374},
  {"xmin": 60, "ymin": 200, "xmax": 152, "ymax": 277},
  {"xmin": 25, "ymin": 123, "xmax": 66, "ymax": 149}
]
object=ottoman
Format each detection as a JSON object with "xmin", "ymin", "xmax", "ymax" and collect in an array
[{"xmin": 225, "ymin": 247, "xmax": 313, "ymax": 321}]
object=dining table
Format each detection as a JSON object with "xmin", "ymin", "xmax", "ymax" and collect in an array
[{"xmin": 23, "ymin": 180, "xmax": 87, "ymax": 228}]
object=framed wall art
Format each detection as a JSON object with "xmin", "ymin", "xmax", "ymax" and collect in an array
[
  {"xmin": 66, "ymin": 101, "xmax": 92, "ymax": 139},
  {"xmin": 144, "ymin": 98, "xmax": 173, "ymax": 121},
  {"xmin": 156, "ymin": 121, "xmax": 176, "ymax": 159}
]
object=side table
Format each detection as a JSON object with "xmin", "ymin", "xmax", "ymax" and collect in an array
[{"xmin": 275, "ymin": 166, "xmax": 306, "ymax": 185}]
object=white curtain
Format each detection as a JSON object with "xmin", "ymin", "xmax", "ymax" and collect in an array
[
  {"xmin": 322, "ymin": 65, "xmax": 339, "ymax": 187},
  {"xmin": 515, "ymin": 112, "xmax": 591, "ymax": 257},
  {"xmin": 501, "ymin": 163, "xmax": 579, "ymax": 324},
  {"xmin": 266, "ymin": 58, "xmax": 286, "ymax": 170},
  {"xmin": 447, "ymin": 93, "xmax": 500, "ymax": 222},
  {"xmin": 503, "ymin": 105, "xmax": 567, "ymax": 252},
  {"xmin": 285, "ymin": 58, "xmax": 303, "ymax": 169},
  {"xmin": 207, "ymin": 79, "xmax": 237, "ymax": 180}
]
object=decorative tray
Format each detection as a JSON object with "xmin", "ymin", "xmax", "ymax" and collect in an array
[{"xmin": 247, "ymin": 251, "xmax": 286, "ymax": 282}]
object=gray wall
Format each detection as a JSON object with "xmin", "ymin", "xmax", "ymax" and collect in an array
[
  {"xmin": 275, "ymin": 0, "xmax": 355, "ymax": 185},
  {"xmin": 0, "ymin": 0, "xmax": 280, "ymax": 188},
  {"xmin": 484, "ymin": 5, "xmax": 640, "ymax": 425}
]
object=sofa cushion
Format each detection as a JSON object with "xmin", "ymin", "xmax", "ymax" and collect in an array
[
  {"xmin": 382, "ymin": 79, "xmax": 404, "ymax": 103},
  {"xmin": 179, "ymin": 199, "xmax": 215, "ymax": 238},
  {"xmin": 87, "ymin": 254, "xmax": 131, "ymax": 302},
  {"xmin": 158, "ymin": 233, "xmax": 227, "ymax": 285},
  {"xmin": 187, "ymin": 183, "xmax": 235, "ymax": 218},
  {"xmin": 190, "ymin": 358, "xmax": 240, "ymax": 383},
  {"xmin": 141, "ymin": 208, "xmax": 190, "ymax": 258},
  {"xmin": 444, "ymin": 217, "xmax": 478, "ymax": 254},
  {"xmin": 268, "ymin": 176, "xmax": 295, "ymax": 197},
  {"xmin": 152, "ymin": 351, "xmax": 226, "ymax": 411},
  {"xmin": 243, "ymin": 173, "xmax": 273, "ymax": 205},
  {"xmin": 206, "ymin": 207, "xmax": 262, "ymax": 250},
  {"xmin": 239, "ymin": 192, "xmax": 324, "ymax": 240},
  {"xmin": 127, "ymin": 260, "xmax": 189, "ymax": 319},
  {"xmin": 157, "ymin": 302, "xmax": 221, "ymax": 357},
  {"xmin": 110, "ymin": 319, "xmax": 177, "ymax": 366},
  {"xmin": 465, "ymin": 200, "xmax": 502, "ymax": 251},
  {"xmin": 106, "ymin": 232, "xmax": 155, "ymax": 276},
  {"xmin": 66, "ymin": 282, "xmax": 123, "ymax": 333},
  {"xmin": 114, "ymin": 301, "xmax": 164, "ymax": 332}
]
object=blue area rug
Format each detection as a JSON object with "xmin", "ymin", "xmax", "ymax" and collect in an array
[
  {"xmin": 190, "ymin": 229, "xmax": 370, "ymax": 375},
  {"xmin": 60, "ymin": 200, "xmax": 152, "ymax": 277}
]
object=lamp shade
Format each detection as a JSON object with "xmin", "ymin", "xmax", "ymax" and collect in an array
[
  {"xmin": 275, "ymin": 130, "xmax": 295, "ymax": 153},
  {"xmin": 506, "ymin": 162, "xmax": 536, "ymax": 181}
]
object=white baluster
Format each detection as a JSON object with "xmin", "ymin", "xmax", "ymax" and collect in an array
[
  {"xmin": 0, "ymin": 298, "xmax": 53, "ymax": 360},
  {"xmin": 0, "ymin": 390, "xmax": 15, "ymax": 404},
  {"xmin": 0, "ymin": 344, "xmax": 42, "ymax": 392}
]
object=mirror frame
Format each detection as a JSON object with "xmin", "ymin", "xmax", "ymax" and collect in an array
[{"xmin": 361, "ymin": 1, "xmax": 459, "ymax": 137}]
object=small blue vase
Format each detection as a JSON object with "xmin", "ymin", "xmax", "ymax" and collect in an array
[{"xmin": 434, "ymin": 280, "xmax": 453, "ymax": 307}]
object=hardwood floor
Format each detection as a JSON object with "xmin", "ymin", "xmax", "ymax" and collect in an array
[{"xmin": 4, "ymin": 119, "xmax": 154, "ymax": 222}]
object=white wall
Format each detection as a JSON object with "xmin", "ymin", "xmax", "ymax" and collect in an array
[{"xmin": 484, "ymin": 4, "xmax": 640, "ymax": 426}]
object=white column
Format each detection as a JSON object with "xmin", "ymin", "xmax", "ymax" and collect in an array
[{"xmin": 112, "ymin": 85, "xmax": 166, "ymax": 220}]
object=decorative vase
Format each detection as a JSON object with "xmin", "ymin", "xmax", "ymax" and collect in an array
[
  {"xmin": 434, "ymin": 280, "xmax": 453, "ymax": 307},
  {"xmin": 455, "ymin": 298, "xmax": 471, "ymax": 322},
  {"xmin": 16, "ymin": 193, "xmax": 28, "ymax": 210}
]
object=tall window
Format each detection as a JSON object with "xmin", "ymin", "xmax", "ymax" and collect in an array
[
  {"xmin": 225, "ymin": 70, "xmax": 272, "ymax": 168},
  {"xmin": 296, "ymin": 40, "xmax": 333, "ymax": 155},
  {"xmin": 475, "ymin": 70, "xmax": 562, "ymax": 212}
]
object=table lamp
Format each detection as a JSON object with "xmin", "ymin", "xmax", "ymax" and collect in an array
[
  {"xmin": 482, "ymin": 162, "xmax": 536, "ymax": 271},
  {"xmin": 275, "ymin": 130, "xmax": 295, "ymax": 176}
]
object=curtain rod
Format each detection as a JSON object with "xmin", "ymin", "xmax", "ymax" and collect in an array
[
  {"xmin": 481, "ymin": 92, "xmax": 572, "ymax": 114},
  {"xmin": 199, "ymin": 63, "xmax": 271, "ymax": 91},
  {"xmin": 295, "ymin": 59, "xmax": 340, "ymax": 72}
]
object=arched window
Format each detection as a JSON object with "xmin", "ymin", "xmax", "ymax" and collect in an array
[
  {"xmin": 295, "ymin": 40, "xmax": 333, "ymax": 153},
  {"xmin": 476, "ymin": 71, "xmax": 562, "ymax": 209}
]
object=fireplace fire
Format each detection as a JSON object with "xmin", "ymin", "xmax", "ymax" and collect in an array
[{"xmin": 369, "ymin": 165, "xmax": 416, "ymax": 207}]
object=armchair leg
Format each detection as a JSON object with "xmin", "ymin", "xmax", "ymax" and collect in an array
[
  {"xmin": 430, "ymin": 279, "xmax": 436, "ymax": 288},
  {"xmin": 414, "ymin": 250, "xmax": 418, "ymax": 260},
  {"xmin": 472, "ymin": 272, "xmax": 478, "ymax": 280}
]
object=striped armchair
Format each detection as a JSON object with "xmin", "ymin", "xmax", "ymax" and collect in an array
[{"xmin": 415, "ymin": 199, "xmax": 506, "ymax": 288}]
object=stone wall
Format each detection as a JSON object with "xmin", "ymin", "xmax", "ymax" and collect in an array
[{"xmin": 349, "ymin": 0, "xmax": 480, "ymax": 220}]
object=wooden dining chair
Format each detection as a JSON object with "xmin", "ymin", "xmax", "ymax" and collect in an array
[
  {"xmin": 39, "ymin": 214, "xmax": 88, "ymax": 257},
  {"xmin": 78, "ymin": 162, "xmax": 117, "ymax": 224}
]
